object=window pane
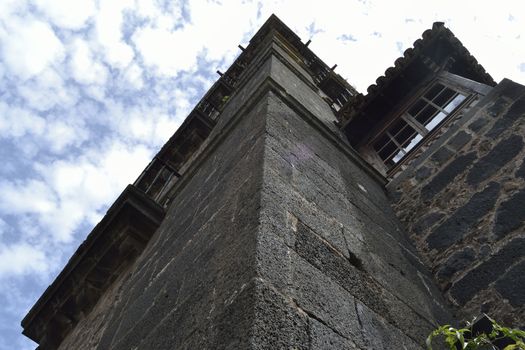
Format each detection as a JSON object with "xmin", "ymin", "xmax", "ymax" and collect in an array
[
  {"xmin": 415, "ymin": 104, "xmax": 438, "ymax": 124},
  {"xmin": 373, "ymin": 134, "xmax": 390, "ymax": 152},
  {"xmin": 408, "ymin": 99, "xmax": 426, "ymax": 117},
  {"xmin": 433, "ymin": 88, "xmax": 456, "ymax": 107},
  {"xmin": 443, "ymin": 94, "xmax": 466, "ymax": 113},
  {"xmin": 377, "ymin": 140, "xmax": 397, "ymax": 161},
  {"xmin": 425, "ymin": 111, "xmax": 447, "ymax": 130},
  {"xmin": 392, "ymin": 150, "xmax": 405, "ymax": 163},
  {"xmin": 389, "ymin": 119, "xmax": 408, "ymax": 137},
  {"xmin": 373, "ymin": 82, "xmax": 469, "ymax": 170},
  {"xmin": 396, "ymin": 124, "xmax": 417, "ymax": 146},
  {"xmin": 403, "ymin": 133, "xmax": 423, "ymax": 153},
  {"xmin": 424, "ymin": 83, "xmax": 445, "ymax": 100}
]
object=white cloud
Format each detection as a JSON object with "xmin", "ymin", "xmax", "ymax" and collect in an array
[
  {"xmin": 122, "ymin": 62, "xmax": 144, "ymax": 89},
  {"xmin": 132, "ymin": 25, "xmax": 202, "ymax": 76},
  {"xmin": 43, "ymin": 120, "xmax": 87, "ymax": 153},
  {"xmin": 0, "ymin": 102, "xmax": 87, "ymax": 154},
  {"xmin": 0, "ymin": 0, "xmax": 28, "ymax": 21},
  {"xmin": 33, "ymin": 0, "xmax": 96, "ymax": 30},
  {"xmin": 25, "ymin": 140, "xmax": 153, "ymax": 241},
  {"xmin": 0, "ymin": 244, "xmax": 49, "ymax": 277},
  {"xmin": 134, "ymin": 0, "xmax": 184, "ymax": 27},
  {"xmin": 0, "ymin": 180, "xmax": 57, "ymax": 216},
  {"xmin": 16, "ymin": 68, "xmax": 79, "ymax": 112},
  {"xmin": 94, "ymin": 0, "xmax": 135, "ymax": 68},
  {"xmin": 0, "ymin": 17, "xmax": 65, "ymax": 80},
  {"xmin": 0, "ymin": 103, "xmax": 46, "ymax": 138},
  {"xmin": 0, "ymin": 218, "xmax": 7, "ymax": 239},
  {"xmin": 69, "ymin": 38, "xmax": 109, "ymax": 85}
]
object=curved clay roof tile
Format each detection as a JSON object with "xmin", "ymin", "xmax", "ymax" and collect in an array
[
  {"xmin": 367, "ymin": 84, "xmax": 378, "ymax": 94},
  {"xmin": 338, "ymin": 21, "xmax": 495, "ymax": 125},
  {"xmin": 376, "ymin": 76, "xmax": 387, "ymax": 86},
  {"xmin": 385, "ymin": 67, "xmax": 396, "ymax": 77}
]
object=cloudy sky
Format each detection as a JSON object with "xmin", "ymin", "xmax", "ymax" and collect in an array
[{"xmin": 0, "ymin": 0, "xmax": 523, "ymax": 348}]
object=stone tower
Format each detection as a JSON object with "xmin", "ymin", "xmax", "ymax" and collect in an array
[{"xmin": 22, "ymin": 15, "xmax": 525, "ymax": 349}]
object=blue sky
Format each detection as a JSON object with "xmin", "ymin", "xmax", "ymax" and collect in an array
[{"xmin": 0, "ymin": 0, "xmax": 524, "ymax": 348}]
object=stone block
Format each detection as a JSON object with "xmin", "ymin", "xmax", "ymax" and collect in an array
[
  {"xmin": 291, "ymin": 253, "xmax": 363, "ymax": 345},
  {"xmin": 495, "ymin": 259, "xmax": 525, "ymax": 307},
  {"xmin": 422, "ymin": 152, "xmax": 477, "ymax": 200},
  {"xmin": 355, "ymin": 301, "xmax": 423, "ymax": 350},
  {"xmin": 450, "ymin": 237, "xmax": 525, "ymax": 304},
  {"xmin": 493, "ymin": 187, "xmax": 525, "ymax": 238},
  {"xmin": 448, "ymin": 131, "xmax": 472, "ymax": 151},
  {"xmin": 485, "ymin": 95, "xmax": 525, "ymax": 138},
  {"xmin": 466, "ymin": 134, "xmax": 523, "ymax": 186},
  {"xmin": 431, "ymin": 147, "xmax": 454, "ymax": 166},
  {"xmin": 468, "ymin": 116, "xmax": 488, "ymax": 133},
  {"xmin": 415, "ymin": 166, "xmax": 433, "ymax": 181},
  {"xmin": 426, "ymin": 182, "xmax": 500, "ymax": 251},
  {"xmin": 251, "ymin": 280, "xmax": 309, "ymax": 350},
  {"xmin": 516, "ymin": 160, "xmax": 525, "ymax": 179},
  {"xmin": 309, "ymin": 318, "xmax": 358, "ymax": 350},
  {"xmin": 294, "ymin": 221, "xmax": 439, "ymax": 342},
  {"xmin": 413, "ymin": 212, "xmax": 445, "ymax": 235},
  {"xmin": 436, "ymin": 247, "xmax": 476, "ymax": 282},
  {"xmin": 487, "ymin": 96, "xmax": 509, "ymax": 117}
]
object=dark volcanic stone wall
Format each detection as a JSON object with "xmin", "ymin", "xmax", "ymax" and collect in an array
[
  {"xmin": 387, "ymin": 79, "xmax": 525, "ymax": 327},
  {"xmin": 57, "ymin": 87, "xmax": 269, "ymax": 350},
  {"xmin": 55, "ymin": 36, "xmax": 455, "ymax": 349},
  {"xmin": 254, "ymin": 88, "xmax": 452, "ymax": 349}
]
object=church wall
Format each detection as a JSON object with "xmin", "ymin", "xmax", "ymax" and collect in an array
[
  {"xmin": 249, "ymin": 51, "xmax": 454, "ymax": 348},
  {"xmin": 387, "ymin": 79, "xmax": 525, "ymax": 327},
  {"xmin": 71, "ymin": 89, "xmax": 270, "ymax": 350},
  {"xmin": 39, "ymin": 29, "xmax": 460, "ymax": 349}
]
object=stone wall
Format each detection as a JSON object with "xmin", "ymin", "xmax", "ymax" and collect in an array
[
  {"xmin": 53, "ymin": 33, "xmax": 456, "ymax": 349},
  {"xmin": 387, "ymin": 79, "xmax": 525, "ymax": 327},
  {"xmin": 56, "ymin": 80, "xmax": 269, "ymax": 350},
  {"xmin": 254, "ymin": 87, "xmax": 453, "ymax": 349}
]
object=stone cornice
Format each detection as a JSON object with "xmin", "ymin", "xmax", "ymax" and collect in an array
[{"xmin": 21, "ymin": 185, "xmax": 165, "ymax": 349}]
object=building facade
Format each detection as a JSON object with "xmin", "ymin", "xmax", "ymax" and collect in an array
[{"xmin": 22, "ymin": 15, "xmax": 525, "ymax": 349}]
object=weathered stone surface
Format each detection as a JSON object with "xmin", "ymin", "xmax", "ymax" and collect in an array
[
  {"xmin": 448, "ymin": 131, "xmax": 472, "ymax": 151},
  {"xmin": 436, "ymin": 247, "xmax": 476, "ymax": 282},
  {"xmin": 34, "ymin": 23, "xmax": 465, "ymax": 350},
  {"xmin": 355, "ymin": 301, "xmax": 423, "ymax": 350},
  {"xmin": 466, "ymin": 134, "xmax": 524, "ymax": 185},
  {"xmin": 422, "ymin": 152, "xmax": 477, "ymax": 200},
  {"xmin": 426, "ymin": 182, "xmax": 500, "ymax": 250},
  {"xmin": 495, "ymin": 260, "xmax": 525, "ymax": 307},
  {"xmin": 415, "ymin": 166, "xmax": 432, "ymax": 181},
  {"xmin": 490, "ymin": 79, "xmax": 525, "ymax": 100},
  {"xmin": 468, "ymin": 116, "xmax": 488, "ymax": 133},
  {"xmin": 387, "ymin": 78, "xmax": 525, "ymax": 328},
  {"xmin": 291, "ymin": 254, "xmax": 364, "ymax": 345},
  {"xmin": 413, "ymin": 212, "xmax": 445, "ymax": 235},
  {"xmin": 293, "ymin": 221, "xmax": 387, "ymax": 325},
  {"xmin": 450, "ymin": 237, "xmax": 525, "ymax": 304},
  {"xmin": 487, "ymin": 96, "xmax": 509, "ymax": 117},
  {"xmin": 431, "ymin": 147, "xmax": 454, "ymax": 166},
  {"xmin": 485, "ymin": 95, "xmax": 525, "ymax": 138},
  {"xmin": 516, "ymin": 160, "xmax": 525, "ymax": 179},
  {"xmin": 493, "ymin": 187, "xmax": 525, "ymax": 238},
  {"xmin": 89, "ymin": 88, "xmax": 268, "ymax": 350},
  {"xmin": 293, "ymin": 221, "xmax": 438, "ymax": 342},
  {"xmin": 252, "ymin": 280, "xmax": 309, "ymax": 350},
  {"xmin": 309, "ymin": 318, "xmax": 357, "ymax": 350}
]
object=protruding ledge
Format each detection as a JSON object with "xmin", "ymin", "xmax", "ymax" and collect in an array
[{"xmin": 21, "ymin": 185, "xmax": 165, "ymax": 350}]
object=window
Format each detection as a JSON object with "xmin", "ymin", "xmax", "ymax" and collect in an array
[{"xmin": 372, "ymin": 83, "xmax": 466, "ymax": 169}]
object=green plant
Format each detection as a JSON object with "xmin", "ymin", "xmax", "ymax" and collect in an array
[{"xmin": 426, "ymin": 316, "xmax": 525, "ymax": 350}]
